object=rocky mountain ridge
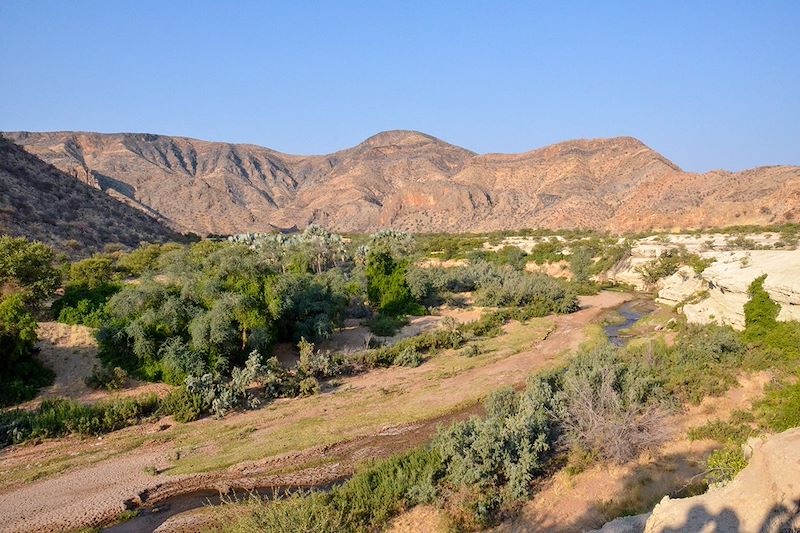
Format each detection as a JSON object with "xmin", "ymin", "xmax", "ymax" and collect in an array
[
  {"xmin": 0, "ymin": 137, "xmax": 179, "ymax": 256},
  {"xmin": 4, "ymin": 130, "xmax": 799, "ymax": 235}
]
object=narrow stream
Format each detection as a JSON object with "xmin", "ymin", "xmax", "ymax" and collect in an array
[
  {"xmin": 603, "ymin": 300, "xmax": 656, "ymax": 346},
  {"xmin": 102, "ymin": 482, "xmax": 342, "ymax": 533}
]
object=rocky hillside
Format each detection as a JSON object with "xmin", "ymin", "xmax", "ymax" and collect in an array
[
  {"xmin": 0, "ymin": 137, "xmax": 180, "ymax": 256},
  {"xmin": 4, "ymin": 131, "xmax": 799, "ymax": 235}
]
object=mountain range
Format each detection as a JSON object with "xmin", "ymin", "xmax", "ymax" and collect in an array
[{"xmin": 2, "ymin": 130, "xmax": 799, "ymax": 243}]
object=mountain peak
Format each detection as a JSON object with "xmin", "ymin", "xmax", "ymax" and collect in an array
[{"xmin": 358, "ymin": 130, "xmax": 441, "ymax": 147}]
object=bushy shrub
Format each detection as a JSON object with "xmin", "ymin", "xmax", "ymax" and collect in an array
[
  {"xmin": 67, "ymin": 255, "xmax": 116, "ymax": 288},
  {"xmin": 297, "ymin": 339, "xmax": 341, "ymax": 378},
  {"xmin": 468, "ymin": 246, "xmax": 528, "ymax": 270},
  {"xmin": 636, "ymin": 249, "xmax": 714, "ymax": 285},
  {"xmin": 473, "ymin": 270, "xmax": 578, "ymax": 313},
  {"xmin": 0, "ymin": 237, "xmax": 60, "ymax": 405},
  {"xmin": 742, "ymin": 275, "xmax": 780, "ymax": 344},
  {"xmin": 558, "ymin": 345, "xmax": 671, "ymax": 463},
  {"xmin": 0, "ymin": 294, "xmax": 53, "ymax": 406},
  {"xmin": 366, "ymin": 252, "xmax": 414, "ymax": 315},
  {"xmin": 0, "ymin": 394, "xmax": 159, "ymax": 447},
  {"xmin": 569, "ymin": 246, "xmax": 593, "ymax": 284},
  {"xmin": 433, "ymin": 377, "xmax": 559, "ymax": 526},
  {"xmin": 53, "ymin": 282, "xmax": 120, "ymax": 327},
  {"xmin": 84, "ymin": 365, "xmax": 127, "ymax": 390},
  {"xmin": 158, "ymin": 386, "xmax": 205, "ymax": 423},
  {"xmin": 529, "ymin": 240, "xmax": 565, "ymax": 265},
  {"xmin": 661, "ymin": 326, "xmax": 744, "ymax": 403},
  {"xmin": 753, "ymin": 379, "xmax": 800, "ymax": 432},
  {"xmin": 299, "ymin": 376, "xmax": 321, "ymax": 396},
  {"xmin": 393, "ymin": 346, "xmax": 424, "ymax": 368},
  {"xmin": 0, "ymin": 236, "xmax": 61, "ymax": 307},
  {"xmin": 366, "ymin": 314, "xmax": 408, "ymax": 336},
  {"xmin": 705, "ymin": 444, "xmax": 747, "ymax": 487},
  {"xmin": 226, "ymin": 448, "xmax": 441, "ymax": 533}
]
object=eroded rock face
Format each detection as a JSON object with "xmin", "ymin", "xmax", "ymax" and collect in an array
[
  {"xmin": 681, "ymin": 251, "xmax": 800, "ymax": 329},
  {"xmin": 643, "ymin": 429, "xmax": 800, "ymax": 533},
  {"xmin": 605, "ymin": 235, "xmax": 800, "ymax": 329},
  {"xmin": 656, "ymin": 266, "xmax": 705, "ymax": 306}
]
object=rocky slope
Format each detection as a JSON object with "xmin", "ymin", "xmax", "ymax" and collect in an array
[
  {"xmin": 0, "ymin": 137, "xmax": 179, "ymax": 256},
  {"xmin": 4, "ymin": 131, "xmax": 799, "ymax": 235}
]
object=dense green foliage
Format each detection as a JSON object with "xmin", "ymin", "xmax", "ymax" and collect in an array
[
  {"xmin": 742, "ymin": 275, "xmax": 781, "ymax": 343},
  {"xmin": 643, "ymin": 326, "xmax": 745, "ymax": 404},
  {"xmin": 365, "ymin": 251, "xmax": 416, "ymax": 316},
  {"xmin": 467, "ymin": 246, "xmax": 529, "ymax": 270},
  {"xmin": 366, "ymin": 313, "xmax": 409, "ymax": 336},
  {"xmin": 53, "ymin": 282, "xmax": 120, "ymax": 327},
  {"xmin": 0, "ymin": 294, "xmax": 54, "ymax": 406},
  {"xmin": 0, "ymin": 237, "xmax": 60, "ymax": 405},
  {"xmin": 94, "ymin": 242, "xmax": 351, "ymax": 382},
  {"xmin": 528, "ymin": 239, "xmax": 566, "ymax": 265},
  {"xmin": 0, "ymin": 236, "xmax": 61, "ymax": 307},
  {"xmin": 407, "ymin": 261, "xmax": 578, "ymax": 313},
  {"xmin": 0, "ymin": 394, "xmax": 159, "ymax": 447}
]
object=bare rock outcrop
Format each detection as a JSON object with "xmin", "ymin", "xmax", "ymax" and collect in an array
[
  {"xmin": 656, "ymin": 266, "xmax": 705, "ymax": 306},
  {"xmin": 681, "ymin": 250, "xmax": 800, "ymax": 329},
  {"xmin": 643, "ymin": 428, "xmax": 800, "ymax": 533}
]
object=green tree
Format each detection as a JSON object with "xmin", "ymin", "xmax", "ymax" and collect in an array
[
  {"xmin": 67, "ymin": 254, "xmax": 115, "ymax": 288},
  {"xmin": 0, "ymin": 294, "xmax": 38, "ymax": 371},
  {"xmin": 568, "ymin": 246, "xmax": 593, "ymax": 284},
  {"xmin": 743, "ymin": 275, "xmax": 780, "ymax": 343},
  {"xmin": 366, "ymin": 252, "xmax": 413, "ymax": 315},
  {"xmin": 0, "ymin": 236, "xmax": 61, "ymax": 308}
]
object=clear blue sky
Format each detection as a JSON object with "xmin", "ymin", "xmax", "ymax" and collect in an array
[{"xmin": 1, "ymin": 1, "xmax": 798, "ymax": 172}]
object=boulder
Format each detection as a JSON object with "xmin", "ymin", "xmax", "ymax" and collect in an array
[
  {"xmin": 656, "ymin": 266, "xmax": 704, "ymax": 306},
  {"xmin": 643, "ymin": 429, "xmax": 800, "ymax": 533}
]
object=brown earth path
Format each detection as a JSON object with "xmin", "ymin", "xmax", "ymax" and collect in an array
[{"xmin": 0, "ymin": 293, "xmax": 629, "ymax": 533}]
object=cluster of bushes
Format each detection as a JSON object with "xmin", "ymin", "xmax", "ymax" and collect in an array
[
  {"xmin": 225, "ymin": 341, "xmax": 675, "ymax": 531},
  {"xmin": 226, "ymin": 448, "xmax": 443, "ymax": 533},
  {"xmin": 0, "ymin": 236, "xmax": 60, "ymax": 406},
  {"xmin": 0, "ymin": 394, "xmax": 159, "ymax": 448},
  {"xmin": 90, "ymin": 242, "xmax": 356, "ymax": 383},
  {"xmin": 466, "ymin": 246, "xmax": 529, "ymax": 270},
  {"xmin": 636, "ymin": 247, "xmax": 715, "ymax": 285},
  {"xmin": 684, "ymin": 275, "xmax": 800, "ymax": 486},
  {"xmin": 407, "ymin": 261, "xmax": 579, "ymax": 312}
]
